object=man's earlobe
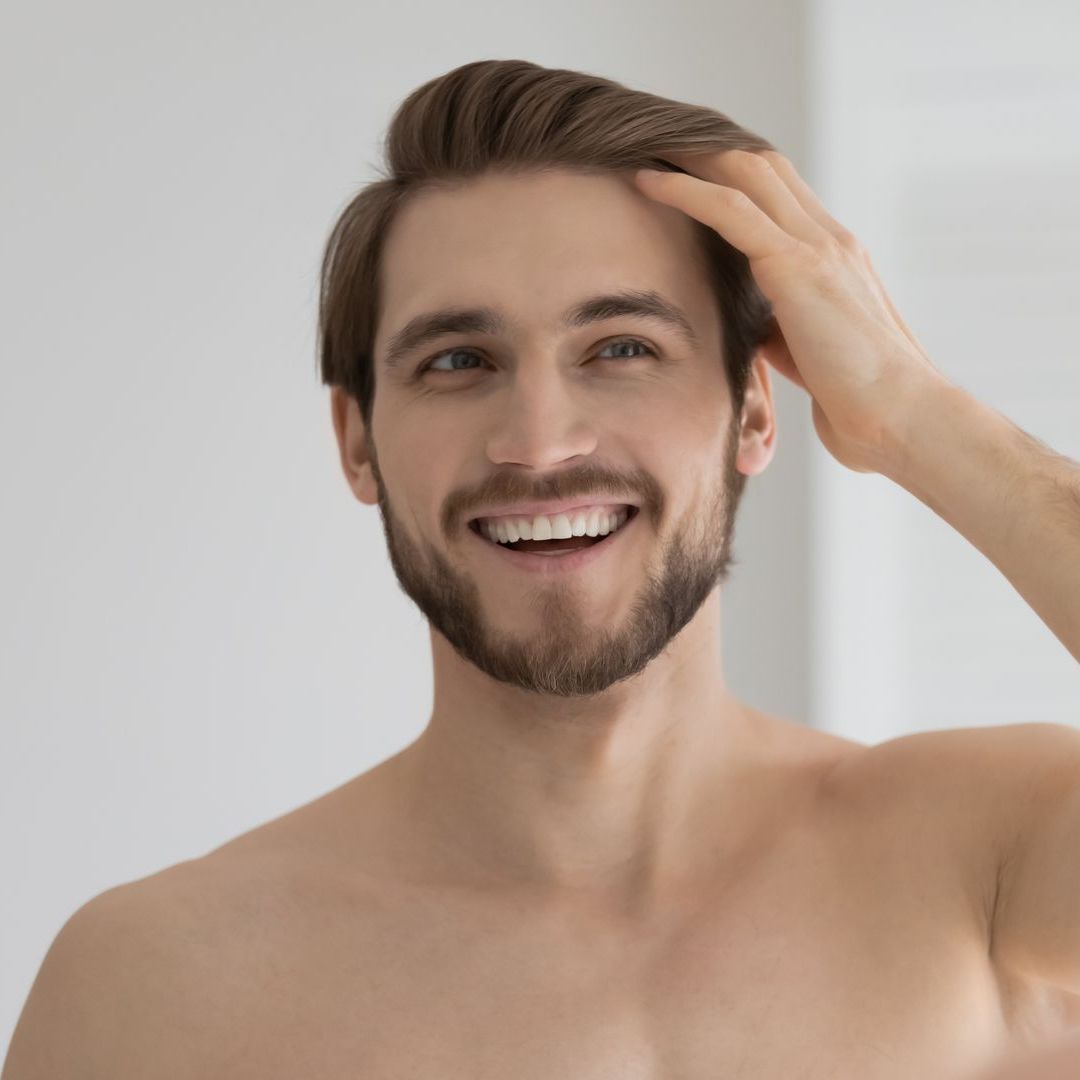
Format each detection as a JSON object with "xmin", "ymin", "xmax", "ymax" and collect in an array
[{"xmin": 329, "ymin": 388, "xmax": 378, "ymax": 507}]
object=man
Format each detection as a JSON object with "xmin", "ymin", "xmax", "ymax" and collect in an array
[{"xmin": 4, "ymin": 92, "xmax": 1079, "ymax": 1080}]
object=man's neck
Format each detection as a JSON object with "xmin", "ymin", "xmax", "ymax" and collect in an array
[{"xmin": 390, "ymin": 679, "xmax": 775, "ymax": 912}]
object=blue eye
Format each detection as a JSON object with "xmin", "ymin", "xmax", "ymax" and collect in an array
[
  {"xmin": 419, "ymin": 337, "xmax": 657, "ymax": 375},
  {"xmin": 423, "ymin": 348, "xmax": 485, "ymax": 374},
  {"xmin": 598, "ymin": 339, "xmax": 657, "ymax": 361}
]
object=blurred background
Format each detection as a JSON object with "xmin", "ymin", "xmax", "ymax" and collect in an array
[{"xmin": 2, "ymin": 0, "xmax": 1078, "ymax": 1050}]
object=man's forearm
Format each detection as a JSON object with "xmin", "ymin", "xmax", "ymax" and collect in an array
[{"xmin": 880, "ymin": 377, "xmax": 1080, "ymax": 664}]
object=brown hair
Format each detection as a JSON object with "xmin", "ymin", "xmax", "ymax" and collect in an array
[{"xmin": 317, "ymin": 59, "xmax": 777, "ymax": 431}]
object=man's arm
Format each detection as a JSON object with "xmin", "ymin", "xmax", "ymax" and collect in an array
[
  {"xmin": 880, "ymin": 377, "xmax": 1080, "ymax": 664},
  {"xmin": 981, "ymin": 721, "xmax": 1080, "ymax": 994},
  {"xmin": 851, "ymin": 225, "xmax": 1080, "ymax": 996}
]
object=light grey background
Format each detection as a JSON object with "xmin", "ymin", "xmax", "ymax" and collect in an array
[{"xmin": 2, "ymin": 0, "xmax": 1077, "ymax": 1055}]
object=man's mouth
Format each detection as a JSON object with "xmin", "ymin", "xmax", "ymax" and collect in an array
[{"xmin": 469, "ymin": 505, "xmax": 639, "ymax": 555}]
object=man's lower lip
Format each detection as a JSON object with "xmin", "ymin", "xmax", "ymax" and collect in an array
[{"xmin": 468, "ymin": 512, "xmax": 637, "ymax": 573}]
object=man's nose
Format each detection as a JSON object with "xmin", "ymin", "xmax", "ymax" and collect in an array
[{"xmin": 481, "ymin": 364, "xmax": 602, "ymax": 469}]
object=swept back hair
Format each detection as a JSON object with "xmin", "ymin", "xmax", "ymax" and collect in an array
[{"xmin": 317, "ymin": 59, "xmax": 777, "ymax": 430}]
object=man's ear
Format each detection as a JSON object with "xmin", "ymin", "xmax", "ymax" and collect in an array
[
  {"xmin": 735, "ymin": 351, "xmax": 778, "ymax": 479},
  {"xmin": 330, "ymin": 387, "xmax": 379, "ymax": 507}
]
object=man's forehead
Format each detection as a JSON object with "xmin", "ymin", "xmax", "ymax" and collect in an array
[
  {"xmin": 375, "ymin": 170, "xmax": 717, "ymax": 360},
  {"xmin": 379, "ymin": 168, "xmax": 706, "ymax": 286}
]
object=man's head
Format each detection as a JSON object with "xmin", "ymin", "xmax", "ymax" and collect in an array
[{"xmin": 321, "ymin": 60, "xmax": 778, "ymax": 698}]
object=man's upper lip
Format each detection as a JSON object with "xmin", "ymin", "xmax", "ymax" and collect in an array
[{"xmin": 469, "ymin": 498, "xmax": 638, "ymax": 524}]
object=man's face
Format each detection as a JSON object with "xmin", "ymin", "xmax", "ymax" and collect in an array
[{"xmin": 335, "ymin": 167, "xmax": 772, "ymax": 698}]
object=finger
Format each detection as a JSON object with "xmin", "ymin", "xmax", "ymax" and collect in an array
[
  {"xmin": 634, "ymin": 168, "xmax": 805, "ymax": 263},
  {"xmin": 658, "ymin": 149, "xmax": 832, "ymax": 248},
  {"xmin": 757, "ymin": 151, "xmax": 854, "ymax": 242}
]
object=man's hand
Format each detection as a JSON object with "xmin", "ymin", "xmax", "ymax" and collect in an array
[{"xmin": 632, "ymin": 149, "xmax": 950, "ymax": 475}]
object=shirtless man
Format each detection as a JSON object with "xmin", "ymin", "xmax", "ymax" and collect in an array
[{"xmin": 5, "ymin": 137, "xmax": 1080, "ymax": 1079}]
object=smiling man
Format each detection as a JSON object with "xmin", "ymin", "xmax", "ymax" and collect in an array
[
  {"xmin": 5, "ymin": 59, "xmax": 1080, "ymax": 1080},
  {"xmin": 355, "ymin": 170, "xmax": 754, "ymax": 705}
]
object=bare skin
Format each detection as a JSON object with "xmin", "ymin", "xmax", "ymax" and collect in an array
[
  {"xmin": 8, "ymin": 158, "xmax": 1080, "ymax": 1078},
  {"xmin": 35, "ymin": 712, "xmax": 1075, "ymax": 1080}
]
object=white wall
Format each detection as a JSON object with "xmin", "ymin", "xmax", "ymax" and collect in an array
[
  {"xmin": 806, "ymin": 0, "xmax": 1080, "ymax": 742},
  {"xmin": 0, "ymin": 0, "xmax": 812, "ymax": 1052}
]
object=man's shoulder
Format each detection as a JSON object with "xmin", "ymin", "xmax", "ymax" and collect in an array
[
  {"xmin": 836, "ymin": 721, "xmax": 1080, "ymax": 813},
  {"xmin": 3, "ymin": 861, "xmax": 229, "ymax": 1079},
  {"xmin": 5, "ymin": 837, "xmax": 354, "ymax": 1079},
  {"xmin": 818, "ymin": 720, "xmax": 1074, "ymax": 845},
  {"xmin": 826, "ymin": 721, "xmax": 1080, "ymax": 932}
]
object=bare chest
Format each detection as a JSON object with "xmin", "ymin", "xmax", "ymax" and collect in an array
[{"xmin": 177, "ymin": 818, "xmax": 1020, "ymax": 1080}]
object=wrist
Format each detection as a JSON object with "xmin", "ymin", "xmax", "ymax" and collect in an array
[{"xmin": 876, "ymin": 371, "xmax": 968, "ymax": 490}]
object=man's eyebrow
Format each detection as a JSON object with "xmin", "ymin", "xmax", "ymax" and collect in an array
[{"xmin": 380, "ymin": 289, "xmax": 701, "ymax": 371}]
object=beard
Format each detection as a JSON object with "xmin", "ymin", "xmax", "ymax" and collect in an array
[{"xmin": 363, "ymin": 416, "xmax": 746, "ymax": 699}]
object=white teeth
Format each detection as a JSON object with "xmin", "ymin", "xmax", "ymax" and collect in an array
[
  {"xmin": 554, "ymin": 514, "xmax": 577, "ymax": 540},
  {"xmin": 480, "ymin": 507, "xmax": 631, "ymax": 546}
]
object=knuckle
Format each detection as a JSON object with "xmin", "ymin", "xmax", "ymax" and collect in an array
[
  {"xmin": 798, "ymin": 242, "xmax": 829, "ymax": 272},
  {"xmin": 833, "ymin": 228, "xmax": 863, "ymax": 255},
  {"xmin": 731, "ymin": 149, "xmax": 772, "ymax": 173},
  {"xmin": 724, "ymin": 187, "xmax": 758, "ymax": 214}
]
